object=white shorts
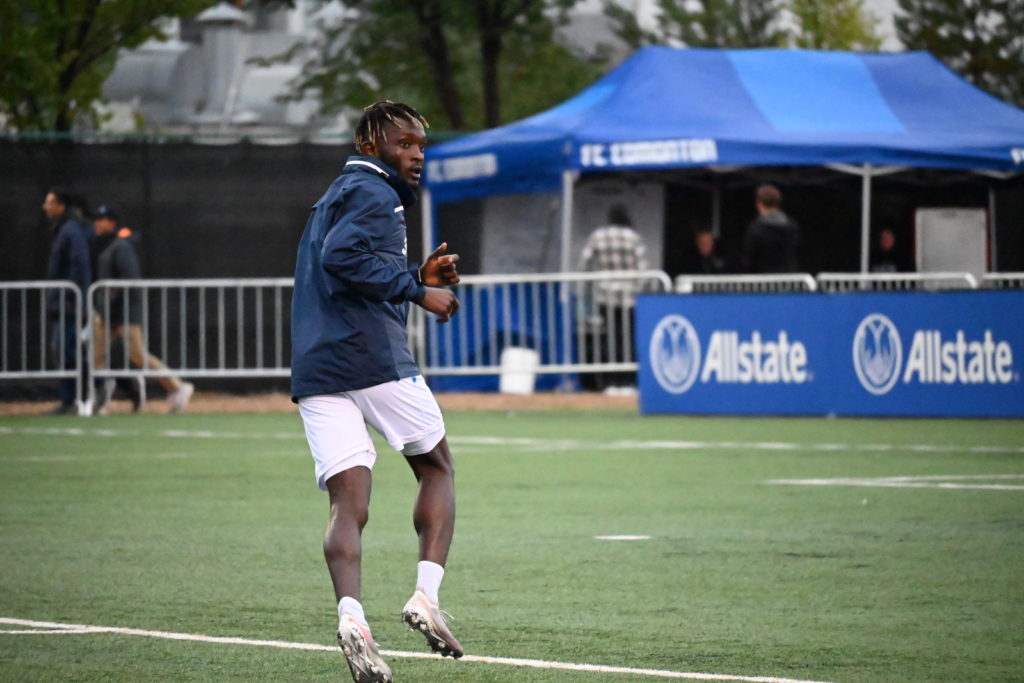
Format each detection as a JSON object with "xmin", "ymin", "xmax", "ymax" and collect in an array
[{"xmin": 298, "ymin": 376, "xmax": 445, "ymax": 490}]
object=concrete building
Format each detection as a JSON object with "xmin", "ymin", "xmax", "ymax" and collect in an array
[{"xmin": 100, "ymin": 1, "xmax": 353, "ymax": 140}]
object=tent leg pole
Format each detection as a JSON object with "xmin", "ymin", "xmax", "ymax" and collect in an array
[
  {"xmin": 559, "ymin": 170, "xmax": 576, "ymax": 380},
  {"xmin": 419, "ymin": 187, "xmax": 434, "ymax": 368},
  {"xmin": 860, "ymin": 164, "xmax": 872, "ymax": 274},
  {"xmin": 421, "ymin": 187, "xmax": 433, "ymax": 263},
  {"xmin": 560, "ymin": 170, "xmax": 576, "ymax": 274},
  {"xmin": 988, "ymin": 186, "xmax": 997, "ymax": 272}
]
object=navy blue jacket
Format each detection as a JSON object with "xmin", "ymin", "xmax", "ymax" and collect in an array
[
  {"xmin": 291, "ymin": 157, "xmax": 427, "ymax": 399},
  {"xmin": 94, "ymin": 230, "xmax": 143, "ymax": 325},
  {"xmin": 46, "ymin": 211, "xmax": 92, "ymax": 319}
]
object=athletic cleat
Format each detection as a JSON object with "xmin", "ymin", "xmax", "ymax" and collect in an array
[
  {"xmin": 402, "ymin": 589, "xmax": 463, "ymax": 659},
  {"xmin": 337, "ymin": 614, "xmax": 392, "ymax": 683}
]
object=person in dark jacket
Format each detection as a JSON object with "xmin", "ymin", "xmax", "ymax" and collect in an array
[
  {"xmin": 90, "ymin": 205, "xmax": 192, "ymax": 414},
  {"xmin": 870, "ymin": 227, "xmax": 913, "ymax": 273},
  {"xmin": 291, "ymin": 101, "xmax": 461, "ymax": 683},
  {"xmin": 693, "ymin": 229, "xmax": 727, "ymax": 274},
  {"xmin": 741, "ymin": 184, "xmax": 801, "ymax": 273},
  {"xmin": 42, "ymin": 187, "xmax": 92, "ymax": 414}
]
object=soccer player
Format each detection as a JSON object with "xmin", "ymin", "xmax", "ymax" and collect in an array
[{"xmin": 290, "ymin": 101, "xmax": 462, "ymax": 683}]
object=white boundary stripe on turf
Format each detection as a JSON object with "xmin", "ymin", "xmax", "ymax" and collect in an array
[
  {"xmin": 0, "ymin": 617, "xmax": 834, "ymax": 683},
  {"xmin": 767, "ymin": 474, "xmax": 1024, "ymax": 491},
  {"xmin": 3, "ymin": 426, "xmax": 1024, "ymax": 456}
]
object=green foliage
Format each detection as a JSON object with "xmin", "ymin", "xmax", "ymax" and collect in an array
[
  {"xmin": 790, "ymin": 0, "xmax": 883, "ymax": 50},
  {"xmin": 605, "ymin": 0, "xmax": 786, "ymax": 49},
  {"xmin": 278, "ymin": 0, "xmax": 600, "ymax": 131},
  {"xmin": 896, "ymin": 0, "xmax": 1024, "ymax": 107},
  {"xmin": 602, "ymin": 1, "xmax": 652, "ymax": 49},
  {"xmin": 0, "ymin": 0, "xmax": 216, "ymax": 132}
]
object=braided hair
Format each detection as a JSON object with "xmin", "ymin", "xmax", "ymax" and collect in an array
[{"xmin": 354, "ymin": 100, "xmax": 429, "ymax": 152}]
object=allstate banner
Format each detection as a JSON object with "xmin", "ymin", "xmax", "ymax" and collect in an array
[{"xmin": 637, "ymin": 291, "xmax": 1024, "ymax": 418}]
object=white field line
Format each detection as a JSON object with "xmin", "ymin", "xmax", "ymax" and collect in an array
[
  {"xmin": 0, "ymin": 628, "xmax": 110, "ymax": 635},
  {"xmin": 0, "ymin": 617, "xmax": 835, "ymax": 683},
  {"xmin": 3, "ymin": 452, "xmax": 198, "ymax": 463},
  {"xmin": 2, "ymin": 426, "xmax": 1023, "ymax": 456},
  {"xmin": 768, "ymin": 474, "xmax": 1024, "ymax": 491}
]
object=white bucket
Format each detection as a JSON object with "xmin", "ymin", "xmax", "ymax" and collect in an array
[{"xmin": 499, "ymin": 347, "xmax": 540, "ymax": 395}]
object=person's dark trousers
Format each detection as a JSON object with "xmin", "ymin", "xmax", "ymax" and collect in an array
[
  {"xmin": 582, "ymin": 305, "xmax": 637, "ymax": 391},
  {"xmin": 107, "ymin": 336, "xmax": 144, "ymax": 404},
  {"xmin": 602, "ymin": 304, "xmax": 637, "ymax": 388},
  {"xmin": 50, "ymin": 315, "xmax": 81, "ymax": 408}
]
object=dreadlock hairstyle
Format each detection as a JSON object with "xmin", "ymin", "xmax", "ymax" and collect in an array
[{"xmin": 354, "ymin": 100, "xmax": 429, "ymax": 153}]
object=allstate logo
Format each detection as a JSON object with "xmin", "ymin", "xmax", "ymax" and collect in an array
[
  {"xmin": 852, "ymin": 313, "xmax": 902, "ymax": 395},
  {"xmin": 649, "ymin": 314, "xmax": 701, "ymax": 394}
]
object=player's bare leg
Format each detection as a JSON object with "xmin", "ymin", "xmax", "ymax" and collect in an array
[
  {"xmin": 402, "ymin": 438, "xmax": 463, "ymax": 658},
  {"xmin": 325, "ymin": 466, "xmax": 391, "ymax": 682},
  {"xmin": 407, "ymin": 438, "xmax": 455, "ymax": 564},
  {"xmin": 325, "ymin": 465, "xmax": 372, "ymax": 600}
]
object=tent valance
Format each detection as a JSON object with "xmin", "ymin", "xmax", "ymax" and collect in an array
[{"xmin": 424, "ymin": 47, "xmax": 1024, "ymax": 204}]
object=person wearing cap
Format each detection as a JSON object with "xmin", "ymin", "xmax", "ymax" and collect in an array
[
  {"xmin": 82, "ymin": 205, "xmax": 143, "ymax": 413},
  {"xmin": 91, "ymin": 204, "xmax": 194, "ymax": 414}
]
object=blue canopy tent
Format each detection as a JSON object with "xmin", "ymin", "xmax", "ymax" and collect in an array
[{"xmin": 422, "ymin": 46, "xmax": 1024, "ymax": 273}]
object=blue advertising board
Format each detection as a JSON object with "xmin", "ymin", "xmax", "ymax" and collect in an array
[{"xmin": 637, "ymin": 291, "xmax": 1024, "ymax": 418}]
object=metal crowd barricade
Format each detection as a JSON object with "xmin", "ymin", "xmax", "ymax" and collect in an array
[
  {"xmin": 85, "ymin": 278, "xmax": 293, "ymax": 409},
  {"xmin": 816, "ymin": 272, "xmax": 978, "ymax": 292},
  {"xmin": 674, "ymin": 273, "xmax": 817, "ymax": 294},
  {"xmin": 0, "ymin": 281, "xmax": 85, "ymax": 413},
  {"xmin": 980, "ymin": 272, "xmax": 1024, "ymax": 289},
  {"xmin": 414, "ymin": 270, "xmax": 673, "ymax": 379}
]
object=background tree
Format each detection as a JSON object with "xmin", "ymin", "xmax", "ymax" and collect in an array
[
  {"xmin": 896, "ymin": 0, "xmax": 1024, "ymax": 107},
  {"xmin": 790, "ymin": 0, "xmax": 883, "ymax": 50},
  {"xmin": 278, "ymin": 0, "xmax": 601, "ymax": 131},
  {"xmin": 0, "ymin": 0, "xmax": 215, "ymax": 133},
  {"xmin": 604, "ymin": 0, "xmax": 786, "ymax": 49}
]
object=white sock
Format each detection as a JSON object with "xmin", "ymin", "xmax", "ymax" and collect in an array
[
  {"xmin": 416, "ymin": 561, "xmax": 445, "ymax": 604},
  {"xmin": 338, "ymin": 596, "xmax": 367, "ymax": 626}
]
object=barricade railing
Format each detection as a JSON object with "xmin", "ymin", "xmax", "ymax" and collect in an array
[
  {"xmin": 1, "ymin": 281, "xmax": 85, "ymax": 413},
  {"xmin": 414, "ymin": 270, "xmax": 673, "ymax": 379},
  {"xmin": 6, "ymin": 272, "xmax": 1023, "ymax": 409},
  {"xmin": 86, "ymin": 278, "xmax": 293, "ymax": 408},
  {"xmin": 980, "ymin": 272, "xmax": 1024, "ymax": 289},
  {"xmin": 674, "ymin": 273, "xmax": 817, "ymax": 294},
  {"xmin": 816, "ymin": 272, "xmax": 979, "ymax": 292}
]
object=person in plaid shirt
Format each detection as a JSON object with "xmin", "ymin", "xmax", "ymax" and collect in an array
[{"xmin": 578, "ymin": 205, "xmax": 648, "ymax": 392}]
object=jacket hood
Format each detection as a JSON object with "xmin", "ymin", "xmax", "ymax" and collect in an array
[
  {"xmin": 344, "ymin": 156, "xmax": 418, "ymax": 209},
  {"xmin": 759, "ymin": 209, "xmax": 791, "ymax": 225},
  {"xmin": 758, "ymin": 209, "xmax": 798, "ymax": 233}
]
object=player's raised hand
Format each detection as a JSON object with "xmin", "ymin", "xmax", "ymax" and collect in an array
[
  {"xmin": 420, "ymin": 287, "xmax": 460, "ymax": 323},
  {"xmin": 420, "ymin": 242, "xmax": 460, "ymax": 287}
]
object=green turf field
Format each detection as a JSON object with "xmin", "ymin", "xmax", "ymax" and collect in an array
[{"xmin": 1, "ymin": 409, "xmax": 1022, "ymax": 682}]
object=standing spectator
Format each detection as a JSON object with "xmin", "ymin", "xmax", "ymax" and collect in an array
[
  {"xmin": 41, "ymin": 187, "xmax": 91, "ymax": 415},
  {"xmin": 692, "ymin": 229, "xmax": 727, "ymax": 274},
  {"xmin": 578, "ymin": 204, "xmax": 648, "ymax": 392},
  {"xmin": 290, "ymin": 101, "xmax": 462, "ymax": 682},
  {"xmin": 90, "ymin": 204, "xmax": 193, "ymax": 414},
  {"xmin": 741, "ymin": 184, "xmax": 801, "ymax": 273}
]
